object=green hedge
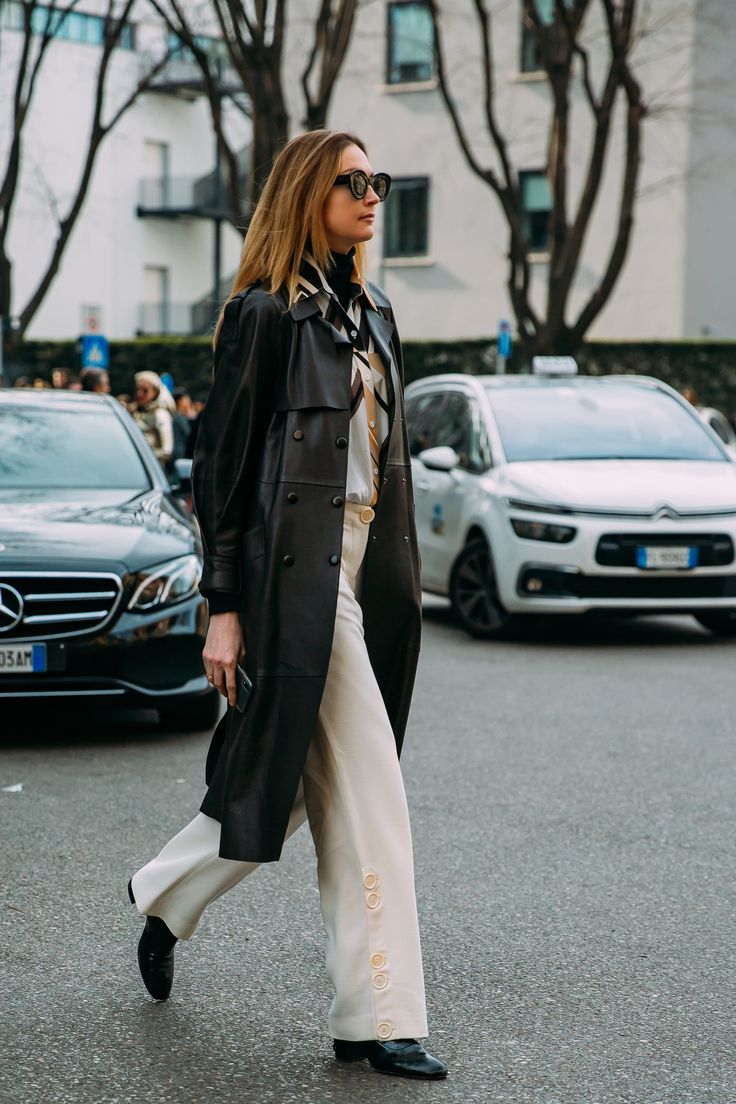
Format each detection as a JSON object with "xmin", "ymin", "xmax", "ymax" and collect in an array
[{"xmin": 7, "ymin": 337, "xmax": 736, "ymax": 412}]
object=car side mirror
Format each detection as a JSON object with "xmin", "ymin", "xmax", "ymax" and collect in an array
[{"xmin": 418, "ymin": 445, "xmax": 459, "ymax": 472}]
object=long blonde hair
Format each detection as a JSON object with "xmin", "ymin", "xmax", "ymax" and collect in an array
[{"xmin": 213, "ymin": 129, "xmax": 370, "ymax": 347}]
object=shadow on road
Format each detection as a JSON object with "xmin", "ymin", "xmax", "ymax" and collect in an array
[
  {"xmin": 0, "ymin": 704, "xmax": 215, "ymax": 749},
  {"xmin": 421, "ymin": 594, "xmax": 733, "ymax": 650}
]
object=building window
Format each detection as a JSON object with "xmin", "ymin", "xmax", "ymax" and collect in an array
[
  {"xmin": 384, "ymin": 177, "xmax": 430, "ymax": 259},
  {"xmin": 0, "ymin": 1, "xmax": 135, "ymax": 49},
  {"xmin": 386, "ymin": 1, "xmax": 435, "ymax": 85},
  {"xmin": 520, "ymin": 0, "xmax": 571, "ymax": 73},
  {"xmin": 519, "ymin": 170, "xmax": 552, "ymax": 253}
]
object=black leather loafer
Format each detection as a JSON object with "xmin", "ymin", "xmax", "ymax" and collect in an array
[
  {"xmin": 129, "ymin": 881, "xmax": 178, "ymax": 1001},
  {"xmin": 333, "ymin": 1038, "xmax": 448, "ymax": 1079}
]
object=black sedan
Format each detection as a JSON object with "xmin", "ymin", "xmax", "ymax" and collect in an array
[{"xmin": 0, "ymin": 388, "xmax": 219, "ymax": 729}]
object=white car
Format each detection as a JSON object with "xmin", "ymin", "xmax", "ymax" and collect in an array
[{"xmin": 406, "ymin": 371, "xmax": 736, "ymax": 638}]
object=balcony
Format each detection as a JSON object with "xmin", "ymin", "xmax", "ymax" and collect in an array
[
  {"xmin": 137, "ymin": 146, "xmax": 249, "ymax": 221},
  {"xmin": 140, "ymin": 53, "xmax": 242, "ymax": 98}
]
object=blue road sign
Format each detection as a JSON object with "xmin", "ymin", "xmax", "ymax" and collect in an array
[
  {"xmin": 497, "ymin": 320, "xmax": 512, "ymax": 360},
  {"xmin": 81, "ymin": 334, "xmax": 109, "ymax": 369}
]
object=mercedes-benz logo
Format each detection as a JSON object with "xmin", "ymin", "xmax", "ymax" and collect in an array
[{"xmin": 0, "ymin": 583, "xmax": 24, "ymax": 633}]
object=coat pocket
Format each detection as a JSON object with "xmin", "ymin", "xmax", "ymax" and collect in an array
[{"xmin": 242, "ymin": 522, "xmax": 265, "ymax": 563}]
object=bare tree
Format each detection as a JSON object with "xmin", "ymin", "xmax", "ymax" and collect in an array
[
  {"xmin": 0, "ymin": 0, "xmax": 172, "ymax": 353},
  {"xmin": 153, "ymin": 0, "xmax": 360, "ymax": 223},
  {"xmin": 429, "ymin": 0, "xmax": 646, "ymax": 356}
]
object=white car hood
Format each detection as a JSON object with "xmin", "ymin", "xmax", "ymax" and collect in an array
[{"xmin": 498, "ymin": 460, "xmax": 736, "ymax": 514}]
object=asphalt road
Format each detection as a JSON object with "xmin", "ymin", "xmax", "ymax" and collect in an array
[{"xmin": 1, "ymin": 603, "xmax": 734, "ymax": 1104}]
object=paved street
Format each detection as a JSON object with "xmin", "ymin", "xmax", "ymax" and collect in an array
[{"xmin": 1, "ymin": 602, "xmax": 734, "ymax": 1104}]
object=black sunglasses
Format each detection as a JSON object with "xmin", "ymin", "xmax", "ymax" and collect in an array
[{"xmin": 333, "ymin": 169, "xmax": 392, "ymax": 202}]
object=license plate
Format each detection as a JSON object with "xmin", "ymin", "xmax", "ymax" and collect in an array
[
  {"xmin": 0, "ymin": 643, "xmax": 47, "ymax": 673},
  {"xmin": 636, "ymin": 546, "xmax": 698, "ymax": 570}
]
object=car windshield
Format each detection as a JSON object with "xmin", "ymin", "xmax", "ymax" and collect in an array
[
  {"xmin": 486, "ymin": 383, "xmax": 727, "ymax": 463},
  {"xmin": 0, "ymin": 403, "xmax": 151, "ymax": 489}
]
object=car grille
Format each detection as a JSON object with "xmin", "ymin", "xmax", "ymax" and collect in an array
[
  {"xmin": 596, "ymin": 533, "xmax": 734, "ymax": 568},
  {"xmin": 0, "ymin": 572, "xmax": 123, "ymax": 641}
]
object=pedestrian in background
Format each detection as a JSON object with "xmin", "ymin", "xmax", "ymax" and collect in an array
[
  {"xmin": 171, "ymin": 387, "xmax": 194, "ymax": 460},
  {"xmin": 80, "ymin": 367, "xmax": 111, "ymax": 394},
  {"xmin": 130, "ymin": 370, "xmax": 174, "ymax": 467},
  {"xmin": 127, "ymin": 129, "xmax": 447, "ymax": 1081}
]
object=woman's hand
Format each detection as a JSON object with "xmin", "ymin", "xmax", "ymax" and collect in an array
[{"xmin": 202, "ymin": 612, "xmax": 245, "ymax": 708}]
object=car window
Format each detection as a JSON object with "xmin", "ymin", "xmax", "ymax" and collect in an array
[
  {"xmin": 0, "ymin": 404, "xmax": 151, "ymax": 488},
  {"xmin": 406, "ymin": 392, "xmax": 447, "ymax": 456},
  {"xmin": 485, "ymin": 384, "xmax": 727, "ymax": 463}
]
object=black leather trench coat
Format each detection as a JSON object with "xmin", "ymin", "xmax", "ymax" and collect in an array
[{"xmin": 191, "ymin": 278, "xmax": 422, "ymax": 862}]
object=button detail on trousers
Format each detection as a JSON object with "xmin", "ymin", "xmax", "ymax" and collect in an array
[
  {"xmin": 370, "ymin": 952, "xmax": 386, "ymax": 969},
  {"xmin": 372, "ymin": 973, "xmax": 389, "ymax": 990},
  {"xmin": 366, "ymin": 892, "xmax": 380, "ymax": 909},
  {"xmin": 377, "ymin": 1023, "xmax": 393, "ymax": 1040},
  {"xmin": 363, "ymin": 872, "xmax": 379, "ymax": 890}
]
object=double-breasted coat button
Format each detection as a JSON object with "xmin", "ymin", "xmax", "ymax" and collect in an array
[
  {"xmin": 293, "ymin": 429, "xmax": 304, "ymax": 440},
  {"xmin": 331, "ymin": 495, "xmax": 344, "ymax": 507},
  {"xmin": 366, "ymin": 892, "xmax": 380, "ymax": 909},
  {"xmin": 363, "ymin": 872, "xmax": 379, "ymax": 890},
  {"xmin": 329, "ymin": 554, "xmax": 339, "ymax": 565},
  {"xmin": 287, "ymin": 492, "xmax": 298, "ymax": 503},
  {"xmin": 373, "ymin": 973, "xmax": 388, "ymax": 990},
  {"xmin": 370, "ymin": 952, "xmax": 386, "ymax": 969},
  {"xmin": 282, "ymin": 554, "xmax": 295, "ymax": 567},
  {"xmin": 335, "ymin": 436, "xmax": 348, "ymax": 449}
]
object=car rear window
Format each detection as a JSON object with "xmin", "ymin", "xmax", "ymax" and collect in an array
[
  {"xmin": 0, "ymin": 404, "xmax": 151, "ymax": 489},
  {"xmin": 485, "ymin": 384, "xmax": 727, "ymax": 463}
]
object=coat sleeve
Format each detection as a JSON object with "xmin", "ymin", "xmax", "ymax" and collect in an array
[{"xmin": 192, "ymin": 288, "xmax": 288, "ymax": 597}]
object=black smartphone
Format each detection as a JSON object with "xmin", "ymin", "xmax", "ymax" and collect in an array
[{"xmin": 235, "ymin": 664, "xmax": 253, "ymax": 713}]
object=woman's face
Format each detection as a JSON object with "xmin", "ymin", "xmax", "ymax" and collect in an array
[{"xmin": 323, "ymin": 143, "xmax": 380, "ymax": 253}]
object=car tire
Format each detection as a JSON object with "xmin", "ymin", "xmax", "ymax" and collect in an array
[
  {"xmin": 449, "ymin": 537, "xmax": 518, "ymax": 639},
  {"xmin": 695, "ymin": 612, "xmax": 736, "ymax": 636},
  {"xmin": 158, "ymin": 688, "xmax": 222, "ymax": 732}
]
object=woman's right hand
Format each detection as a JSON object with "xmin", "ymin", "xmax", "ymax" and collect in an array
[{"xmin": 202, "ymin": 612, "xmax": 245, "ymax": 708}]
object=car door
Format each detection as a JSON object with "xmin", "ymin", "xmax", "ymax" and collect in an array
[{"xmin": 408, "ymin": 390, "xmax": 491, "ymax": 590}]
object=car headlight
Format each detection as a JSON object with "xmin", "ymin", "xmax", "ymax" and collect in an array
[
  {"xmin": 510, "ymin": 518, "xmax": 577, "ymax": 543},
  {"xmin": 127, "ymin": 554, "xmax": 202, "ymax": 611}
]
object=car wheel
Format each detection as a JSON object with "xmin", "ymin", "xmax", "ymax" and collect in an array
[
  {"xmin": 158, "ymin": 688, "xmax": 222, "ymax": 732},
  {"xmin": 695, "ymin": 612, "xmax": 736, "ymax": 636},
  {"xmin": 449, "ymin": 538, "xmax": 517, "ymax": 639}
]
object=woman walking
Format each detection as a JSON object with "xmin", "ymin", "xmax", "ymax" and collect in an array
[{"xmin": 128, "ymin": 130, "xmax": 447, "ymax": 1082}]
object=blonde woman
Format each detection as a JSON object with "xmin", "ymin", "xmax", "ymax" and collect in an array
[
  {"xmin": 128, "ymin": 130, "xmax": 447, "ymax": 1081},
  {"xmin": 131, "ymin": 370, "xmax": 174, "ymax": 466}
]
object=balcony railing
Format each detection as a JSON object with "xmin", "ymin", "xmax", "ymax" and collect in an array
[
  {"xmin": 140, "ymin": 54, "xmax": 242, "ymax": 96},
  {"xmin": 137, "ymin": 175, "xmax": 232, "ymax": 218}
]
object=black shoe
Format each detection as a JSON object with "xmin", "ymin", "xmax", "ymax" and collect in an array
[
  {"xmin": 130, "ymin": 876, "xmax": 178, "ymax": 1001},
  {"xmin": 333, "ymin": 1038, "xmax": 448, "ymax": 1080}
]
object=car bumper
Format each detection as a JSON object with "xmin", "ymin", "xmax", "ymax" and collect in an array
[
  {"xmin": 493, "ymin": 512, "xmax": 736, "ymax": 615},
  {"xmin": 0, "ymin": 595, "xmax": 210, "ymax": 706}
]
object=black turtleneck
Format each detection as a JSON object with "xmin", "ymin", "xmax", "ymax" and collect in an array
[{"xmin": 328, "ymin": 248, "xmax": 356, "ymax": 311}]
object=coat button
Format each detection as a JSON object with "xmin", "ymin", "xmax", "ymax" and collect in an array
[
  {"xmin": 287, "ymin": 492, "xmax": 298, "ymax": 503},
  {"xmin": 329, "ymin": 554, "xmax": 339, "ymax": 565},
  {"xmin": 331, "ymin": 495, "xmax": 344, "ymax": 507},
  {"xmin": 282, "ymin": 554, "xmax": 294, "ymax": 567},
  {"xmin": 293, "ymin": 429, "xmax": 304, "ymax": 440},
  {"xmin": 335, "ymin": 436, "xmax": 348, "ymax": 449},
  {"xmin": 366, "ymin": 892, "xmax": 380, "ymax": 909},
  {"xmin": 373, "ymin": 973, "xmax": 388, "ymax": 990},
  {"xmin": 377, "ymin": 1023, "xmax": 393, "ymax": 1040},
  {"xmin": 370, "ymin": 952, "xmax": 386, "ymax": 969},
  {"xmin": 363, "ymin": 872, "xmax": 379, "ymax": 890}
]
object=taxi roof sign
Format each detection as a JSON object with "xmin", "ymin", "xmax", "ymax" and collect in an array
[{"xmin": 532, "ymin": 356, "xmax": 578, "ymax": 376}]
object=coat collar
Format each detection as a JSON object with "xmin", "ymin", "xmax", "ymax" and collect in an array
[{"xmin": 288, "ymin": 248, "xmax": 378, "ymax": 319}]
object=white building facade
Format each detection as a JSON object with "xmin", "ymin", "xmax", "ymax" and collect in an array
[{"xmin": 2, "ymin": 0, "xmax": 734, "ymax": 345}]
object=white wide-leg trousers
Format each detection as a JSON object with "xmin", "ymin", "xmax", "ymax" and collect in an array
[{"xmin": 130, "ymin": 502, "xmax": 428, "ymax": 1042}]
